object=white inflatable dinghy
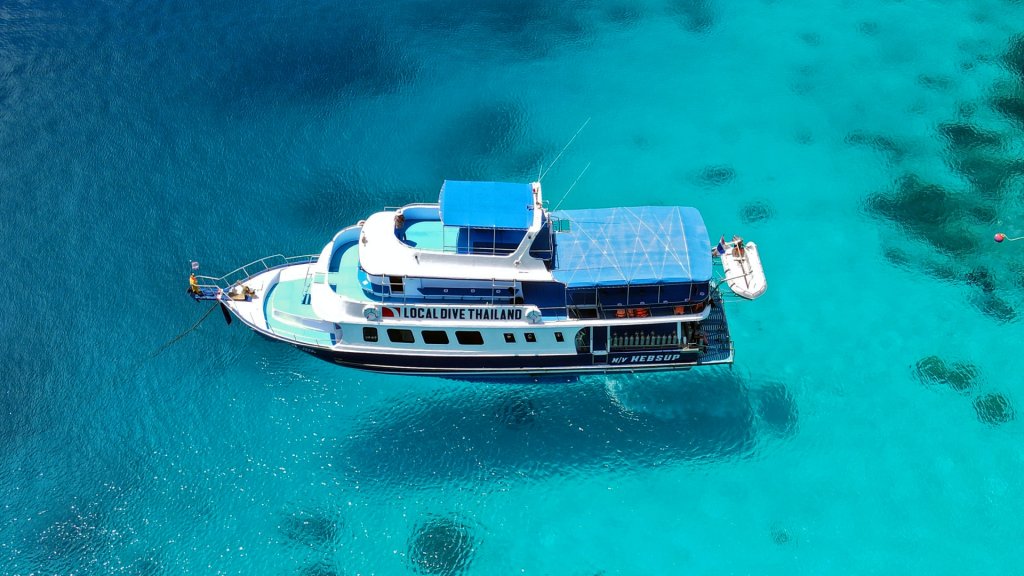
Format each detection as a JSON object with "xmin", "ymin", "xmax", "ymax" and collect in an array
[{"xmin": 720, "ymin": 241, "xmax": 766, "ymax": 300}]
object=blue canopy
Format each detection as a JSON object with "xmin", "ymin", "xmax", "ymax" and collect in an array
[
  {"xmin": 439, "ymin": 181, "xmax": 534, "ymax": 229},
  {"xmin": 550, "ymin": 206, "xmax": 712, "ymax": 287}
]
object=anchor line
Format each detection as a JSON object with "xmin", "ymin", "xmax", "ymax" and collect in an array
[{"xmin": 151, "ymin": 303, "xmax": 219, "ymax": 358}]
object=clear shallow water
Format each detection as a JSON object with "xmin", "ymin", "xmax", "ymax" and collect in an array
[{"xmin": 2, "ymin": 0, "xmax": 1023, "ymax": 573}]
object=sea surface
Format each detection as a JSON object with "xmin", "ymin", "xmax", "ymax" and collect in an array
[{"xmin": 2, "ymin": 0, "xmax": 1023, "ymax": 574}]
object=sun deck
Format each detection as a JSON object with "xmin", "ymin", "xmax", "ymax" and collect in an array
[
  {"xmin": 264, "ymin": 277, "xmax": 337, "ymax": 346},
  {"xmin": 328, "ymin": 241, "xmax": 368, "ymax": 302},
  {"xmin": 401, "ymin": 220, "xmax": 445, "ymax": 251}
]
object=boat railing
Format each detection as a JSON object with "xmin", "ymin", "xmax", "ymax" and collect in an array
[{"xmin": 194, "ymin": 254, "xmax": 319, "ymax": 291}]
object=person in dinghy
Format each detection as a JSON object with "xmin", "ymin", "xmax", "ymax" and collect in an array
[{"xmin": 731, "ymin": 235, "xmax": 745, "ymax": 258}]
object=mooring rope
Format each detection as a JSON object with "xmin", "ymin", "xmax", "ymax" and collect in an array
[{"xmin": 151, "ymin": 302, "xmax": 219, "ymax": 358}]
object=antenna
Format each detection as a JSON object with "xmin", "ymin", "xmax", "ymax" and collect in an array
[
  {"xmin": 553, "ymin": 162, "xmax": 591, "ymax": 212},
  {"xmin": 540, "ymin": 117, "xmax": 590, "ymax": 182}
]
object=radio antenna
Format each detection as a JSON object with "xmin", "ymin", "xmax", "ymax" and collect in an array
[
  {"xmin": 540, "ymin": 117, "xmax": 590, "ymax": 182},
  {"xmin": 553, "ymin": 162, "xmax": 591, "ymax": 212}
]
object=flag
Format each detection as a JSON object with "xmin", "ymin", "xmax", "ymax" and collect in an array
[
  {"xmin": 191, "ymin": 261, "xmax": 200, "ymax": 271},
  {"xmin": 715, "ymin": 236, "xmax": 727, "ymax": 256}
]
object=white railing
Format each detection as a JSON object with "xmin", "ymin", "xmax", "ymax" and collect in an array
[{"xmin": 194, "ymin": 253, "xmax": 319, "ymax": 291}]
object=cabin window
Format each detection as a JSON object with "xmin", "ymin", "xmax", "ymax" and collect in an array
[
  {"xmin": 504, "ymin": 333, "xmax": 516, "ymax": 343},
  {"xmin": 387, "ymin": 328, "xmax": 415, "ymax": 343},
  {"xmin": 456, "ymin": 331, "xmax": 484, "ymax": 345},
  {"xmin": 422, "ymin": 330, "xmax": 450, "ymax": 345},
  {"xmin": 525, "ymin": 332, "xmax": 536, "ymax": 343},
  {"xmin": 362, "ymin": 327, "xmax": 378, "ymax": 342},
  {"xmin": 554, "ymin": 332, "xmax": 564, "ymax": 342},
  {"xmin": 575, "ymin": 328, "xmax": 591, "ymax": 353}
]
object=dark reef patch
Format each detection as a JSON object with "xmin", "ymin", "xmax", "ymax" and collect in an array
[
  {"xmin": 858, "ymin": 21, "xmax": 879, "ymax": 36},
  {"xmin": 958, "ymin": 102, "xmax": 977, "ymax": 117},
  {"xmin": 740, "ymin": 201, "xmax": 775, "ymax": 224},
  {"xmin": 667, "ymin": 0, "xmax": 715, "ymax": 33},
  {"xmin": 403, "ymin": 0, "xmax": 590, "ymax": 59},
  {"xmin": 915, "ymin": 355, "xmax": 947, "ymax": 385},
  {"xmin": 970, "ymin": 292, "xmax": 1017, "ymax": 323},
  {"xmin": 220, "ymin": 24, "xmax": 417, "ymax": 106},
  {"xmin": 697, "ymin": 165, "xmax": 736, "ymax": 187},
  {"xmin": 293, "ymin": 166, "xmax": 419, "ymax": 235},
  {"xmin": 964, "ymin": 267, "xmax": 996, "ymax": 293},
  {"xmin": 605, "ymin": 2, "xmax": 644, "ymax": 26},
  {"xmin": 770, "ymin": 526, "xmax": 792, "ymax": 545},
  {"xmin": 1004, "ymin": 35, "xmax": 1024, "ymax": 81},
  {"xmin": 883, "ymin": 246, "xmax": 910, "ymax": 268},
  {"xmin": 1012, "ymin": 263, "xmax": 1024, "ymax": 291},
  {"xmin": 914, "ymin": 356, "xmax": 980, "ymax": 393},
  {"xmin": 301, "ymin": 560, "xmax": 341, "ymax": 576},
  {"xmin": 751, "ymin": 384, "xmax": 798, "ymax": 437},
  {"xmin": 130, "ymin": 556, "xmax": 162, "ymax": 576},
  {"xmin": 496, "ymin": 395, "xmax": 537, "ymax": 429},
  {"xmin": 790, "ymin": 64, "xmax": 818, "ymax": 95},
  {"xmin": 428, "ymin": 101, "xmax": 538, "ymax": 181},
  {"xmin": 974, "ymin": 393, "xmax": 1015, "ymax": 425},
  {"xmin": 947, "ymin": 151, "xmax": 1024, "ymax": 201},
  {"xmin": 917, "ymin": 74, "xmax": 954, "ymax": 91},
  {"xmin": 34, "ymin": 504, "xmax": 112, "ymax": 571},
  {"xmin": 280, "ymin": 509, "xmax": 341, "ymax": 549},
  {"xmin": 799, "ymin": 32, "xmax": 821, "ymax": 46},
  {"xmin": 937, "ymin": 123, "xmax": 1001, "ymax": 151},
  {"xmin": 845, "ymin": 131, "xmax": 906, "ymax": 163},
  {"xmin": 946, "ymin": 362, "xmax": 979, "ymax": 393},
  {"xmin": 992, "ymin": 94, "xmax": 1024, "ymax": 129},
  {"xmin": 793, "ymin": 128, "xmax": 813, "ymax": 144},
  {"xmin": 922, "ymin": 258, "xmax": 957, "ymax": 284},
  {"xmin": 407, "ymin": 517, "xmax": 476, "ymax": 576},
  {"xmin": 865, "ymin": 175, "xmax": 980, "ymax": 256}
]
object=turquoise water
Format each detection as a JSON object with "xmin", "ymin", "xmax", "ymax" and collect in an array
[{"xmin": 2, "ymin": 0, "xmax": 1023, "ymax": 573}]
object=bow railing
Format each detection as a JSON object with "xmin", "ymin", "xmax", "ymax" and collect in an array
[{"xmin": 193, "ymin": 254, "xmax": 319, "ymax": 292}]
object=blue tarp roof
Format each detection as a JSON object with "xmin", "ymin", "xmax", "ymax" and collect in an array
[
  {"xmin": 439, "ymin": 181, "xmax": 534, "ymax": 229},
  {"xmin": 550, "ymin": 206, "xmax": 712, "ymax": 287}
]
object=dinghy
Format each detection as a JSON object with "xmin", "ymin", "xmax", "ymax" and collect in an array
[{"xmin": 719, "ymin": 241, "xmax": 766, "ymax": 300}]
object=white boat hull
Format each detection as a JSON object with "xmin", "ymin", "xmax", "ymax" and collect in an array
[{"xmin": 721, "ymin": 242, "xmax": 766, "ymax": 300}]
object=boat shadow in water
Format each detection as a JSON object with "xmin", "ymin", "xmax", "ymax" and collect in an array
[{"xmin": 336, "ymin": 369, "xmax": 797, "ymax": 489}]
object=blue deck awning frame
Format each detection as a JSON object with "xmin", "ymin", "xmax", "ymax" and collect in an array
[
  {"xmin": 439, "ymin": 181, "xmax": 535, "ymax": 229},
  {"xmin": 550, "ymin": 206, "xmax": 712, "ymax": 287}
]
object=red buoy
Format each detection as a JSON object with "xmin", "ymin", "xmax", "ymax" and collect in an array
[{"xmin": 995, "ymin": 233, "xmax": 1006, "ymax": 243}]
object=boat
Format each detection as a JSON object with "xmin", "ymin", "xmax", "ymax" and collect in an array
[
  {"xmin": 717, "ymin": 238, "xmax": 767, "ymax": 300},
  {"xmin": 189, "ymin": 180, "xmax": 757, "ymax": 378}
]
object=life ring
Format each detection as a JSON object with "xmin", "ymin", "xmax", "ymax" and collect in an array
[
  {"xmin": 363, "ymin": 306, "xmax": 380, "ymax": 321},
  {"xmin": 526, "ymin": 310, "xmax": 542, "ymax": 324}
]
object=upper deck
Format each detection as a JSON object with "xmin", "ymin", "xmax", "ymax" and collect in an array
[
  {"xmin": 356, "ymin": 181, "xmax": 712, "ymax": 290},
  {"xmin": 356, "ymin": 181, "xmax": 552, "ymax": 283}
]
